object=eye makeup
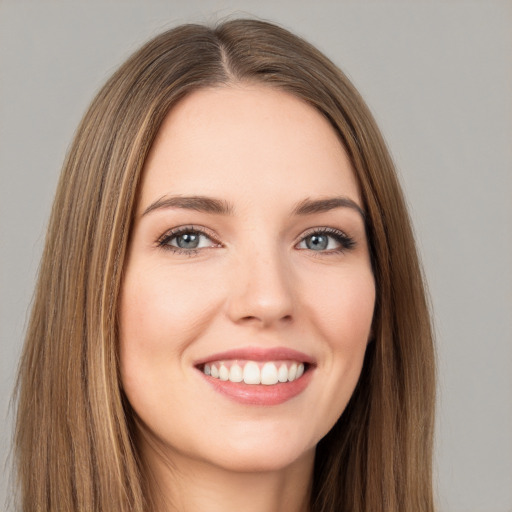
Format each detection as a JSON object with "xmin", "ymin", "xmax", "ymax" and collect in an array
[
  {"xmin": 156, "ymin": 224, "xmax": 356, "ymax": 257},
  {"xmin": 297, "ymin": 226, "xmax": 356, "ymax": 254},
  {"xmin": 156, "ymin": 225, "xmax": 221, "ymax": 257}
]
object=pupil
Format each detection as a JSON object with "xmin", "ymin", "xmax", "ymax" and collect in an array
[
  {"xmin": 178, "ymin": 233, "xmax": 199, "ymax": 249},
  {"xmin": 307, "ymin": 234, "xmax": 327, "ymax": 250}
]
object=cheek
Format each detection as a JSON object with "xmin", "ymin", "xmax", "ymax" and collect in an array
[
  {"xmin": 117, "ymin": 261, "xmax": 223, "ymax": 399},
  {"xmin": 309, "ymin": 265, "xmax": 375, "ymax": 347},
  {"xmin": 117, "ymin": 262, "xmax": 225, "ymax": 445},
  {"xmin": 307, "ymin": 268, "xmax": 375, "ymax": 426},
  {"xmin": 332, "ymin": 272, "xmax": 375, "ymax": 380},
  {"xmin": 120, "ymin": 262, "xmax": 220, "ymax": 352}
]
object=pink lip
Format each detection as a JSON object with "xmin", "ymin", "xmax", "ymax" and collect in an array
[
  {"xmin": 194, "ymin": 346, "xmax": 316, "ymax": 366},
  {"xmin": 200, "ymin": 370, "xmax": 314, "ymax": 405},
  {"xmin": 194, "ymin": 346, "xmax": 316, "ymax": 406}
]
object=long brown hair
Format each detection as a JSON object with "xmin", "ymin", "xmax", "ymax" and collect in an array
[{"xmin": 14, "ymin": 19, "xmax": 435, "ymax": 511}]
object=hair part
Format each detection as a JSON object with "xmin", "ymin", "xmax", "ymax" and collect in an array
[{"xmin": 14, "ymin": 19, "xmax": 435, "ymax": 512}]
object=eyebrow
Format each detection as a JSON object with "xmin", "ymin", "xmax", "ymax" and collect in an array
[
  {"xmin": 292, "ymin": 196, "xmax": 365, "ymax": 219},
  {"xmin": 142, "ymin": 194, "xmax": 365, "ymax": 220},
  {"xmin": 143, "ymin": 195, "xmax": 235, "ymax": 217}
]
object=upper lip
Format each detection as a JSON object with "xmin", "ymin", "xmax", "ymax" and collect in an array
[{"xmin": 194, "ymin": 346, "xmax": 316, "ymax": 366}]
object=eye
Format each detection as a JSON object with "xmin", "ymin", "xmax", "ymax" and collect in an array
[
  {"xmin": 157, "ymin": 226, "xmax": 220, "ymax": 256},
  {"xmin": 297, "ymin": 227, "xmax": 355, "ymax": 254}
]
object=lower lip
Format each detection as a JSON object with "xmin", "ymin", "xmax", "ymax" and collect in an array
[{"xmin": 198, "ymin": 368, "xmax": 314, "ymax": 406}]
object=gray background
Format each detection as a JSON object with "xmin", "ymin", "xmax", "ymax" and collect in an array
[{"xmin": 1, "ymin": 1, "xmax": 511, "ymax": 510}]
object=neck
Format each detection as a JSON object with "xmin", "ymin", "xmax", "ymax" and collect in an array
[{"xmin": 140, "ymin": 433, "xmax": 314, "ymax": 512}]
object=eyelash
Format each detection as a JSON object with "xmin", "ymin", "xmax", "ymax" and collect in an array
[
  {"xmin": 156, "ymin": 224, "xmax": 356, "ymax": 257},
  {"xmin": 156, "ymin": 225, "xmax": 221, "ymax": 257},
  {"xmin": 299, "ymin": 227, "xmax": 356, "ymax": 254}
]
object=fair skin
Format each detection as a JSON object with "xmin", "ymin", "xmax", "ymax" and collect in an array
[{"xmin": 119, "ymin": 84, "xmax": 375, "ymax": 512}]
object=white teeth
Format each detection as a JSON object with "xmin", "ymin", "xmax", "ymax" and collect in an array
[
  {"xmin": 219, "ymin": 364, "xmax": 229, "ymax": 381},
  {"xmin": 261, "ymin": 362, "xmax": 279, "ymax": 385},
  {"xmin": 243, "ymin": 361, "xmax": 261, "ymax": 384},
  {"xmin": 202, "ymin": 360, "xmax": 308, "ymax": 385},
  {"xmin": 288, "ymin": 363, "xmax": 297, "ymax": 381},
  {"xmin": 229, "ymin": 363, "xmax": 243, "ymax": 382},
  {"xmin": 278, "ymin": 363, "xmax": 288, "ymax": 383}
]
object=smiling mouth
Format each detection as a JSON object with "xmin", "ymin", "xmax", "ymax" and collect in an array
[
  {"xmin": 194, "ymin": 347, "xmax": 315, "ymax": 405},
  {"xmin": 198, "ymin": 360, "xmax": 308, "ymax": 385}
]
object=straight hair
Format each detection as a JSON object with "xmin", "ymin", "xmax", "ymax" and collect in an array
[{"xmin": 14, "ymin": 19, "xmax": 435, "ymax": 511}]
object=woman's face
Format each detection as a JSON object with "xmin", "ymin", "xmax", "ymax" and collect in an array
[{"xmin": 119, "ymin": 84, "xmax": 375, "ymax": 473}]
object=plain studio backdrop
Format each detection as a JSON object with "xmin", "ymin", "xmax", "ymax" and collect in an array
[{"xmin": 0, "ymin": 1, "xmax": 511, "ymax": 511}]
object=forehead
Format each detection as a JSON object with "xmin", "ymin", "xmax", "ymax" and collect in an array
[{"xmin": 139, "ymin": 84, "xmax": 361, "ymax": 213}]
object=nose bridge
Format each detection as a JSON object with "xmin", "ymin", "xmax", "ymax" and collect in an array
[{"xmin": 226, "ymin": 233, "xmax": 295, "ymax": 327}]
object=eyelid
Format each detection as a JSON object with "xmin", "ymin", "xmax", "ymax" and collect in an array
[
  {"xmin": 156, "ymin": 224, "xmax": 356, "ymax": 255},
  {"xmin": 294, "ymin": 226, "xmax": 356, "ymax": 253},
  {"xmin": 156, "ymin": 225, "xmax": 221, "ymax": 250},
  {"xmin": 296, "ymin": 225, "xmax": 350, "ymax": 242}
]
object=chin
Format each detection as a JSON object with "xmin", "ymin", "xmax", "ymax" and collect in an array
[
  {"xmin": 191, "ymin": 424, "xmax": 318, "ymax": 474},
  {"xmin": 206, "ymin": 443, "xmax": 315, "ymax": 474}
]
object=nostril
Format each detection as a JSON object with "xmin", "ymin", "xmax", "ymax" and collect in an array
[
  {"xmin": 225, "ymin": 270, "xmax": 296, "ymax": 327},
  {"xmin": 239, "ymin": 313, "xmax": 293, "ymax": 325}
]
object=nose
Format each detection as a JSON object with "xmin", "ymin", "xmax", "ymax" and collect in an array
[{"xmin": 225, "ymin": 243, "xmax": 295, "ymax": 328}]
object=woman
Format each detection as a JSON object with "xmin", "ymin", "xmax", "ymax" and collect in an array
[{"xmin": 14, "ymin": 19, "xmax": 435, "ymax": 512}]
